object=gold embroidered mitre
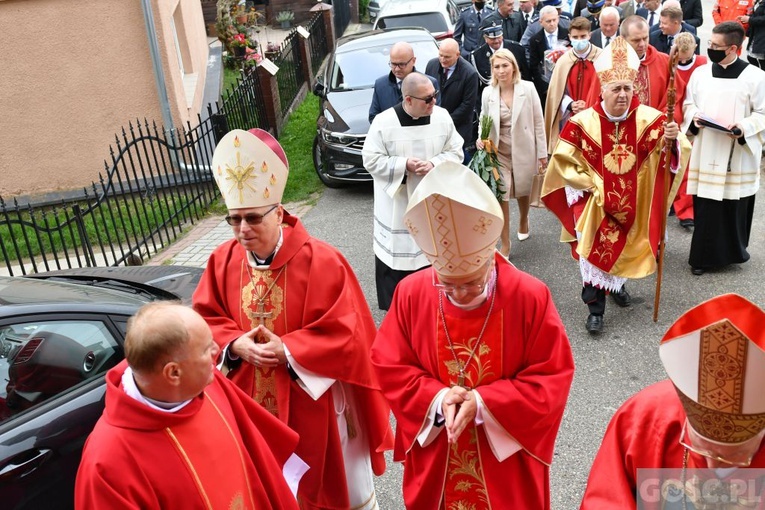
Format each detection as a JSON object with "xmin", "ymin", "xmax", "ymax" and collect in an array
[
  {"xmin": 593, "ymin": 37, "xmax": 639, "ymax": 84},
  {"xmin": 404, "ymin": 161, "xmax": 503, "ymax": 277},
  {"xmin": 659, "ymin": 294, "xmax": 765, "ymax": 443},
  {"xmin": 211, "ymin": 129, "xmax": 289, "ymax": 209}
]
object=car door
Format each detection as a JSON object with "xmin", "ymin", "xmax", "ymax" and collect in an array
[{"xmin": 0, "ymin": 314, "xmax": 125, "ymax": 510}]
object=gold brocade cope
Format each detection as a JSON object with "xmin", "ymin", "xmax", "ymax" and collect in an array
[
  {"xmin": 544, "ymin": 105, "xmax": 690, "ymax": 279},
  {"xmin": 436, "ymin": 306, "xmax": 504, "ymax": 509},
  {"xmin": 241, "ymin": 262, "xmax": 286, "ymax": 417},
  {"xmin": 165, "ymin": 394, "xmax": 256, "ymax": 510}
]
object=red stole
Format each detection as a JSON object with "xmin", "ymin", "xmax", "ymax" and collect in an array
[
  {"xmin": 566, "ymin": 58, "xmax": 597, "ymax": 102},
  {"xmin": 436, "ymin": 298, "xmax": 503, "ymax": 510},
  {"xmin": 166, "ymin": 394, "xmax": 256, "ymax": 509}
]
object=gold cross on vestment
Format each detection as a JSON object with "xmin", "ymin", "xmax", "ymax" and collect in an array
[{"xmin": 252, "ymin": 301, "xmax": 273, "ymax": 325}]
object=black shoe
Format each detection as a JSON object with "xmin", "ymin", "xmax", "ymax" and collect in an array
[
  {"xmin": 691, "ymin": 267, "xmax": 705, "ymax": 276},
  {"xmin": 611, "ymin": 286, "xmax": 632, "ymax": 307},
  {"xmin": 679, "ymin": 219, "xmax": 694, "ymax": 229},
  {"xmin": 586, "ymin": 314, "xmax": 604, "ymax": 334}
]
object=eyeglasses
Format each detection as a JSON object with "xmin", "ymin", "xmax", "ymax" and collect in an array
[
  {"xmin": 707, "ymin": 41, "xmax": 732, "ymax": 50},
  {"xmin": 409, "ymin": 90, "xmax": 439, "ymax": 105},
  {"xmin": 432, "ymin": 264, "xmax": 492, "ymax": 295},
  {"xmin": 388, "ymin": 57, "xmax": 414, "ymax": 69},
  {"xmin": 679, "ymin": 421, "xmax": 755, "ymax": 467},
  {"xmin": 225, "ymin": 205, "xmax": 279, "ymax": 227}
]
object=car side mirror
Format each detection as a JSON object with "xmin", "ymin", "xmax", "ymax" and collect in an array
[{"xmin": 313, "ymin": 78, "xmax": 326, "ymax": 97}]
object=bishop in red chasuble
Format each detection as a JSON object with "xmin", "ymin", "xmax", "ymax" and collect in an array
[
  {"xmin": 75, "ymin": 304, "xmax": 301, "ymax": 510},
  {"xmin": 193, "ymin": 129, "xmax": 393, "ymax": 510},
  {"xmin": 581, "ymin": 295, "xmax": 765, "ymax": 510},
  {"xmin": 372, "ymin": 161, "xmax": 574, "ymax": 509}
]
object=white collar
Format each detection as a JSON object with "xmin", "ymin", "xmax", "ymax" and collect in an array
[
  {"xmin": 601, "ymin": 102, "xmax": 629, "ymax": 122},
  {"xmin": 121, "ymin": 366, "xmax": 192, "ymax": 413},
  {"xmin": 247, "ymin": 227, "xmax": 284, "ymax": 267}
]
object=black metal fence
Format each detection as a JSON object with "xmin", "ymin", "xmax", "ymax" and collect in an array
[{"xmin": 0, "ymin": 10, "xmax": 332, "ymax": 277}]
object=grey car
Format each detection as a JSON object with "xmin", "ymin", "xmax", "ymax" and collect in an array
[
  {"xmin": 0, "ymin": 265, "xmax": 202, "ymax": 510},
  {"xmin": 312, "ymin": 28, "xmax": 439, "ymax": 188}
]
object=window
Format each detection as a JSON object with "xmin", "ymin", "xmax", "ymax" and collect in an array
[{"xmin": 0, "ymin": 320, "xmax": 121, "ymax": 423}]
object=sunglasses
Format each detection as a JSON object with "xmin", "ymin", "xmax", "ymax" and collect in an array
[
  {"xmin": 225, "ymin": 205, "xmax": 279, "ymax": 226},
  {"xmin": 409, "ymin": 90, "xmax": 439, "ymax": 105}
]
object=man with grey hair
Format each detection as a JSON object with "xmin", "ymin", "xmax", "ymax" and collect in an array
[
  {"xmin": 521, "ymin": 0, "xmax": 572, "ymax": 46},
  {"xmin": 482, "ymin": 0, "xmax": 525, "ymax": 41},
  {"xmin": 529, "ymin": 5, "xmax": 570, "ymax": 106},
  {"xmin": 363, "ymin": 72, "xmax": 464, "ymax": 310},
  {"xmin": 369, "ymin": 41, "xmax": 439, "ymax": 122},
  {"xmin": 590, "ymin": 5, "xmax": 620, "ymax": 46}
]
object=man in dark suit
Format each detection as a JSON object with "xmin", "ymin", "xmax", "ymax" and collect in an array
[
  {"xmin": 648, "ymin": 4, "xmax": 700, "ymax": 53},
  {"xmin": 425, "ymin": 39, "xmax": 480, "ymax": 159},
  {"xmin": 369, "ymin": 42, "xmax": 439, "ymax": 123},
  {"xmin": 635, "ymin": 0, "xmax": 661, "ymax": 28},
  {"xmin": 470, "ymin": 21, "xmax": 533, "ymax": 112},
  {"xmin": 677, "ymin": 0, "xmax": 703, "ymax": 27},
  {"xmin": 518, "ymin": 0, "xmax": 539, "ymax": 32},
  {"xmin": 648, "ymin": 0, "xmax": 697, "ymax": 34},
  {"xmin": 589, "ymin": 5, "xmax": 621, "ymax": 46},
  {"xmin": 482, "ymin": 0, "xmax": 525, "ymax": 41},
  {"xmin": 454, "ymin": 0, "xmax": 495, "ymax": 58},
  {"xmin": 529, "ymin": 5, "xmax": 570, "ymax": 108}
]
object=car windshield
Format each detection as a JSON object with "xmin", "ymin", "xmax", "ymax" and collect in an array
[
  {"xmin": 376, "ymin": 13, "xmax": 448, "ymax": 34},
  {"xmin": 330, "ymin": 40, "xmax": 438, "ymax": 91}
]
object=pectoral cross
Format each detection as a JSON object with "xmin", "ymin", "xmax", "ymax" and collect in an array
[{"xmin": 252, "ymin": 301, "xmax": 273, "ymax": 325}]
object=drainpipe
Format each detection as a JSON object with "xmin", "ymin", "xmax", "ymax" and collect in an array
[{"xmin": 140, "ymin": 0, "xmax": 176, "ymax": 139}]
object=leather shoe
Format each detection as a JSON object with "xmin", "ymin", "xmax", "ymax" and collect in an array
[
  {"xmin": 611, "ymin": 286, "xmax": 632, "ymax": 307},
  {"xmin": 691, "ymin": 267, "xmax": 705, "ymax": 276},
  {"xmin": 586, "ymin": 314, "xmax": 604, "ymax": 334},
  {"xmin": 679, "ymin": 219, "xmax": 694, "ymax": 229}
]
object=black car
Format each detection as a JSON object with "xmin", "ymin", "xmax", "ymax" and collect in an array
[
  {"xmin": 312, "ymin": 28, "xmax": 439, "ymax": 188},
  {"xmin": 0, "ymin": 265, "xmax": 202, "ymax": 510}
]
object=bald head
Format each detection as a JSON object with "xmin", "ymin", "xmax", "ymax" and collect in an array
[
  {"xmin": 438, "ymin": 38, "xmax": 460, "ymax": 68},
  {"xmin": 401, "ymin": 72, "xmax": 431, "ymax": 97},
  {"xmin": 389, "ymin": 41, "xmax": 416, "ymax": 79},
  {"xmin": 662, "ymin": 0, "xmax": 681, "ymax": 10}
]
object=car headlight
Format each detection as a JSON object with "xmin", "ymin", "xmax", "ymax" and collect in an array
[{"xmin": 320, "ymin": 129, "xmax": 361, "ymax": 146}]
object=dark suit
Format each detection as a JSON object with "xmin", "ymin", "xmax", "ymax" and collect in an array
[
  {"xmin": 368, "ymin": 70, "xmax": 440, "ymax": 123},
  {"xmin": 425, "ymin": 57, "xmax": 480, "ymax": 146},
  {"xmin": 678, "ymin": 0, "xmax": 703, "ymax": 27},
  {"xmin": 482, "ymin": 11, "xmax": 525, "ymax": 42},
  {"xmin": 649, "ymin": 20, "xmax": 697, "ymax": 35},
  {"xmin": 518, "ymin": 10, "xmax": 538, "ymax": 34},
  {"xmin": 636, "ymin": 7, "xmax": 661, "ymax": 27},
  {"xmin": 454, "ymin": 6, "xmax": 495, "ymax": 58},
  {"xmin": 590, "ymin": 29, "xmax": 618, "ymax": 48},
  {"xmin": 529, "ymin": 27, "xmax": 569, "ymax": 108},
  {"xmin": 649, "ymin": 29, "xmax": 700, "ymax": 54}
]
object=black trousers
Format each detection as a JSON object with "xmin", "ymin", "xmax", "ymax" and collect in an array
[
  {"xmin": 582, "ymin": 284, "xmax": 606, "ymax": 316},
  {"xmin": 375, "ymin": 257, "xmax": 423, "ymax": 310}
]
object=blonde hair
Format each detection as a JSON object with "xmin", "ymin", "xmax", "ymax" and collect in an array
[
  {"xmin": 490, "ymin": 48, "xmax": 521, "ymax": 86},
  {"xmin": 674, "ymin": 32, "xmax": 697, "ymax": 53}
]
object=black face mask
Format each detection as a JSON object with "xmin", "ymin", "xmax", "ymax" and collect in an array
[
  {"xmin": 707, "ymin": 47, "xmax": 728, "ymax": 64},
  {"xmin": 475, "ymin": 1, "xmax": 486, "ymax": 9}
]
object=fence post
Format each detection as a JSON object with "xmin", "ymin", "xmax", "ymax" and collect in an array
[
  {"xmin": 72, "ymin": 204, "xmax": 97, "ymax": 267},
  {"xmin": 299, "ymin": 37, "xmax": 314, "ymax": 87},
  {"xmin": 257, "ymin": 64, "xmax": 284, "ymax": 137},
  {"xmin": 318, "ymin": 4, "xmax": 336, "ymax": 51}
]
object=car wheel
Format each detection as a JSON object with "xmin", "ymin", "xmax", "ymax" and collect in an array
[{"xmin": 312, "ymin": 136, "xmax": 346, "ymax": 189}]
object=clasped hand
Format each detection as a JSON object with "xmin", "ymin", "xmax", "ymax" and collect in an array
[
  {"xmin": 441, "ymin": 386, "xmax": 478, "ymax": 444},
  {"xmin": 230, "ymin": 325, "xmax": 286, "ymax": 367},
  {"xmin": 406, "ymin": 158, "xmax": 434, "ymax": 176}
]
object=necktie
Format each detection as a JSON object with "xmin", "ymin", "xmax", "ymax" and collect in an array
[
  {"xmin": 440, "ymin": 66, "xmax": 448, "ymax": 87},
  {"xmin": 477, "ymin": 9, "xmax": 482, "ymax": 23},
  {"xmin": 605, "ymin": 36, "xmax": 611, "ymax": 46},
  {"xmin": 525, "ymin": 13, "xmax": 530, "ymax": 24},
  {"xmin": 648, "ymin": 11, "xmax": 655, "ymax": 25},
  {"xmin": 548, "ymin": 33, "xmax": 555, "ymax": 49},
  {"xmin": 667, "ymin": 35, "xmax": 674, "ymax": 49}
]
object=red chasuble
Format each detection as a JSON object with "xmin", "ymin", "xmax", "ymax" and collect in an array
[
  {"xmin": 193, "ymin": 213, "xmax": 393, "ymax": 509},
  {"xmin": 75, "ymin": 362, "xmax": 299, "ymax": 510},
  {"xmin": 543, "ymin": 97, "xmax": 690, "ymax": 279},
  {"xmin": 580, "ymin": 380, "xmax": 765, "ymax": 510},
  {"xmin": 372, "ymin": 255, "xmax": 574, "ymax": 510}
]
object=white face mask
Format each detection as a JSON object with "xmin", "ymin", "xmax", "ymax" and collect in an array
[{"xmin": 571, "ymin": 39, "xmax": 589, "ymax": 52}]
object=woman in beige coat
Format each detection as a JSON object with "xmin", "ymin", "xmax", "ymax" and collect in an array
[{"xmin": 476, "ymin": 48, "xmax": 548, "ymax": 258}]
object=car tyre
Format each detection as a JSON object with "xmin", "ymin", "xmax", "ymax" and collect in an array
[{"xmin": 313, "ymin": 135, "xmax": 346, "ymax": 189}]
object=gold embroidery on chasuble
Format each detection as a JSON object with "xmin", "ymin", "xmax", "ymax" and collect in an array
[
  {"xmin": 437, "ymin": 309, "xmax": 504, "ymax": 509},
  {"xmin": 165, "ymin": 394, "xmax": 255, "ymax": 510},
  {"xmin": 634, "ymin": 64, "xmax": 650, "ymax": 106},
  {"xmin": 241, "ymin": 263, "xmax": 286, "ymax": 417},
  {"xmin": 603, "ymin": 125, "xmax": 636, "ymax": 177}
]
